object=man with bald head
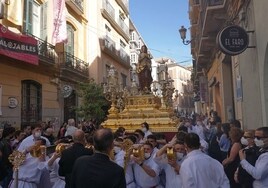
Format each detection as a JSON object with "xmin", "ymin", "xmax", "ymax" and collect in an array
[
  {"xmin": 59, "ymin": 129, "xmax": 93, "ymax": 188},
  {"xmin": 71, "ymin": 128, "xmax": 126, "ymax": 188}
]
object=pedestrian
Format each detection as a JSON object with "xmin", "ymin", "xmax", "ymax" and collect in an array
[
  {"xmin": 71, "ymin": 128, "xmax": 126, "ymax": 188},
  {"xmin": 58, "ymin": 129, "xmax": 93, "ymax": 188},
  {"xmin": 239, "ymin": 127, "xmax": 268, "ymax": 187},
  {"xmin": 180, "ymin": 133, "xmax": 229, "ymax": 188}
]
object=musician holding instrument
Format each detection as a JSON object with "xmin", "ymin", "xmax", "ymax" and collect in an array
[
  {"xmin": 9, "ymin": 137, "xmax": 51, "ymax": 188},
  {"xmin": 154, "ymin": 141, "xmax": 186, "ymax": 188},
  {"xmin": 131, "ymin": 142, "xmax": 162, "ymax": 188},
  {"xmin": 46, "ymin": 141, "xmax": 72, "ymax": 188}
]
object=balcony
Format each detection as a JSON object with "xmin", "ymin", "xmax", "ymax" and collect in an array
[
  {"xmin": 117, "ymin": 18, "xmax": 129, "ymax": 36},
  {"xmin": 193, "ymin": 0, "xmax": 227, "ymax": 68},
  {"xmin": 100, "ymin": 35, "xmax": 116, "ymax": 55},
  {"xmin": 27, "ymin": 34, "xmax": 56, "ymax": 65},
  {"xmin": 101, "ymin": 0, "xmax": 130, "ymax": 42},
  {"xmin": 65, "ymin": 0, "xmax": 84, "ymax": 15},
  {"xmin": 115, "ymin": 0, "xmax": 129, "ymax": 15},
  {"xmin": 100, "ymin": 36, "xmax": 131, "ymax": 68},
  {"xmin": 58, "ymin": 52, "xmax": 89, "ymax": 81},
  {"xmin": 119, "ymin": 48, "xmax": 129, "ymax": 64}
]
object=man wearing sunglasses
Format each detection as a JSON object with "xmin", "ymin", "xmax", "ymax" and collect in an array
[{"xmin": 239, "ymin": 127, "xmax": 268, "ymax": 188}]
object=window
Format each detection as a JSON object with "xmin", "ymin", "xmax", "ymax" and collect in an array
[
  {"xmin": 130, "ymin": 54, "xmax": 136, "ymax": 63},
  {"xmin": 105, "ymin": 24, "xmax": 111, "ymax": 35},
  {"xmin": 23, "ymin": 0, "xmax": 46, "ymax": 39},
  {"xmin": 65, "ymin": 24, "xmax": 75, "ymax": 55},
  {"xmin": 120, "ymin": 40, "xmax": 126, "ymax": 49},
  {"xmin": 138, "ymin": 41, "xmax": 141, "ymax": 49},
  {"xmin": 121, "ymin": 73, "xmax": 127, "ymax": 88},
  {"xmin": 21, "ymin": 80, "xmax": 42, "ymax": 128},
  {"xmin": 131, "ymin": 32, "xmax": 136, "ymax": 41}
]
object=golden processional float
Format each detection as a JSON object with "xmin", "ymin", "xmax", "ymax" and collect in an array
[{"xmin": 101, "ymin": 60, "xmax": 179, "ymax": 134}]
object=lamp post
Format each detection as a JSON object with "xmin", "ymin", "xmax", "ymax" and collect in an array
[{"xmin": 179, "ymin": 26, "xmax": 192, "ymax": 45}]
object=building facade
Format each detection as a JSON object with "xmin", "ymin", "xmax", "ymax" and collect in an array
[
  {"xmin": 189, "ymin": 0, "xmax": 268, "ymax": 129},
  {"xmin": 154, "ymin": 58, "xmax": 194, "ymax": 115},
  {"xmin": 0, "ymin": 0, "xmax": 89, "ymax": 129},
  {"xmin": 87, "ymin": 0, "xmax": 131, "ymax": 88}
]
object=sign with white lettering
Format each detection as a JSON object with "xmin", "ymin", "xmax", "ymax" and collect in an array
[
  {"xmin": 0, "ymin": 24, "xmax": 38, "ymax": 65},
  {"xmin": 217, "ymin": 25, "xmax": 249, "ymax": 56}
]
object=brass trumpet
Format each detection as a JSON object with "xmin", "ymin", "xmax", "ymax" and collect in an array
[
  {"xmin": 166, "ymin": 147, "xmax": 176, "ymax": 160},
  {"xmin": 30, "ymin": 145, "xmax": 46, "ymax": 158},
  {"xmin": 55, "ymin": 143, "xmax": 70, "ymax": 153},
  {"xmin": 132, "ymin": 145, "xmax": 144, "ymax": 160}
]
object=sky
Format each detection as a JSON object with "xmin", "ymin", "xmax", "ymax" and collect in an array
[{"xmin": 129, "ymin": 0, "xmax": 192, "ymax": 66}]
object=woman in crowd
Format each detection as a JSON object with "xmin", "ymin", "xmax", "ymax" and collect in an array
[{"xmin": 222, "ymin": 127, "xmax": 243, "ymax": 188}]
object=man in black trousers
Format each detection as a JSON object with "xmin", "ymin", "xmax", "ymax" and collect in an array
[
  {"xmin": 58, "ymin": 129, "xmax": 93, "ymax": 188},
  {"xmin": 71, "ymin": 128, "xmax": 126, "ymax": 188}
]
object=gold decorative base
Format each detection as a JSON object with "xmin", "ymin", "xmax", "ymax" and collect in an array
[{"xmin": 102, "ymin": 94, "xmax": 178, "ymax": 132}]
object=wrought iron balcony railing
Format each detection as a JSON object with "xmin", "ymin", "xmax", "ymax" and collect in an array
[
  {"xmin": 26, "ymin": 33, "xmax": 56, "ymax": 64},
  {"xmin": 59, "ymin": 52, "xmax": 88, "ymax": 73}
]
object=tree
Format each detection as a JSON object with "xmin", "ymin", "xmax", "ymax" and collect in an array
[{"xmin": 76, "ymin": 79, "xmax": 110, "ymax": 126}]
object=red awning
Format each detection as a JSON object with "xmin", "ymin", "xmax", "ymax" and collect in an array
[{"xmin": 0, "ymin": 24, "xmax": 38, "ymax": 65}]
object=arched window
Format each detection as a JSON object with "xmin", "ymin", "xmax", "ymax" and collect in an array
[{"xmin": 21, "ymin": 80, "xmax": 42, "ymax": 128}]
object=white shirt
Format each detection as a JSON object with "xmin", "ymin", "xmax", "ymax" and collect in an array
[
  {"xmin": 46, "ymin": 158, "xmax": 65, "ymax": 188},
  {"xmin": 240, "ymin": 151, "xmax": 268, "ymax": 188},
  {"xmin": 9, "ymin": 155, "xmax": 50, "ymax": 188},
  {"xmin": 180, "ymin": 149, "xmax": 229, "ymax": 188},
  {"xmin": 144, "ymin": 130, "xmax": 152, "ymax": 138},
  {"xmin": 193, "ymin": 124, "xmax": 205, "ymax": 140},
  {"xmin": 154, "ymin": 154, "xmax": 184, "ymax": 188},
  {"xmin": 114, "ymin": 149, "xmax": 125, "ymax": 168},
  {"xmin": 18, "ymin": 135, "xmax": 50, "ymax": 152},
  {"xmin": 125, "ymin": 163, "xmax": 136, "ymax": 188},
  {"xmin": 132, "ymin": 155, "xmax": 161, "ymax": 188},
  {"xmin": 64, "ymin": 125, "xmax": 78, "ymax": 137}
]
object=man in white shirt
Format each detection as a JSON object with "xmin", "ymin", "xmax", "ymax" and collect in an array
[
  {"xmin": 113, "ymin": 138, "xmax": 125, "ymax": 168},
  {"xmin": 132, "ymin": 142, "xmax": 162, "ymax": 188},
  {"xmin": 154, "ymin": 141, "xmax": 186, "ymax": 188},
  {"xmin": 239, "ymin": 127, "xmax": 268, "ymax": 188},
  {"xmin": 10, "ymin": 136, "xmax": 51, "ymax": 188},
  {"xmin": 18, "ymin": 124, "xmax": 51, "ymax": 152},
  {"xmin": 64, "ymin": 119, "xmax": 78, "ymax": 137},
  {"xmin": 180, "ymin": 133, "xmax": 229, "ymax": 188}
]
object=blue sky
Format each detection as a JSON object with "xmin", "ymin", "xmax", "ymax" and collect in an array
[{"xmin": 129, "ymin": 0, "xmax": 192, "ymax": 65}]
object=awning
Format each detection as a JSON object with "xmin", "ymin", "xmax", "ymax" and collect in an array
[{"xmin": 0, "ymin": 24, "xmax": 38, "ymax": 65}]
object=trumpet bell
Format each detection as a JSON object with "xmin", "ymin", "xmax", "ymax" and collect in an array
[
  {"xmin": 132, "ymin": 148, "xmax": 140, "ymax": 158},
  {"xmin": 132, "ymin": 147, "xmax": 145, "ymax": 161},
  {"xmin": 30, "ymin": 145, "xmax": 46, "ymax": 158},
  {"xmin": 55, "ymin": 143, "xmax": 69, "ymax": 153},
  {"xmin": 167, "ymin": 147, "xmax": 176, "ymax": 160}
]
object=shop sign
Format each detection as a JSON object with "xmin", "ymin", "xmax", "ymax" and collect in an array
[
  {"xmin": 217, "ymin": 25, "xmax": 249, "ymax": 56},
  {"xmin": 0, "ymin": 24, "xmax": 38, "ymax": 65}
]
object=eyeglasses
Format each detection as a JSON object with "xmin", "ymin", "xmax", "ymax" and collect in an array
[{"xmin": 254, "ymin": 136, "xmax": 268, "ymax": 140}]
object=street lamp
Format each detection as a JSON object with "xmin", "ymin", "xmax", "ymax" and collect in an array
[{"xmin": 179, "ymin": 26, "xmax": 192, "ymax": 45}]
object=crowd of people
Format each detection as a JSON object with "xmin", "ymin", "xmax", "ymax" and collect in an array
[{"xmin": 0, "ymin": 113, "xmax": 267, "ymax": 188}]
